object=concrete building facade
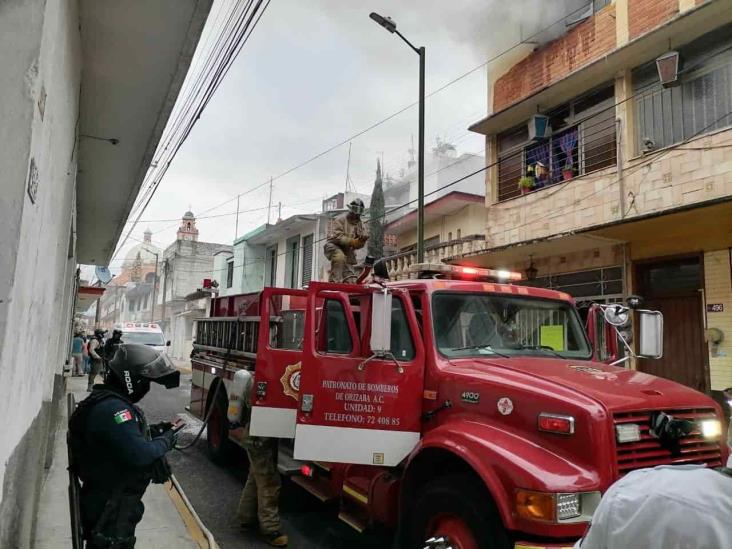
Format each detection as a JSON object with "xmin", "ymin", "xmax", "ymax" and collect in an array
[
  {"xmin": 0, "ymin": 0, "xmax": 211, "ymax": 545},
  {"xmin": 468, "ymin": 0, "xmax": 732, "ymax": 394}
]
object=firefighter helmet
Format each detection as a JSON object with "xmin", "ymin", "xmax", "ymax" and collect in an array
[{"xmin": 347, "ymin": 198, "xmax": 365, "ymax": 216}]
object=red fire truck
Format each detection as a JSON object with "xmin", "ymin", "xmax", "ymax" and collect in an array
[{"xmin": 189, "ymin": 263, "xmax": 729, "ymax": 549}]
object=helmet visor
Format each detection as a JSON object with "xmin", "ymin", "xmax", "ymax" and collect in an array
[{"xmin": 140, "ymin": 353, "xmax": 180, "ymax": 388}]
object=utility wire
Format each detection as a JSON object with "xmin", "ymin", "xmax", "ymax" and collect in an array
[{"xmin": 136, "ymin": 1, "xmax": 598, "ymax": 233}]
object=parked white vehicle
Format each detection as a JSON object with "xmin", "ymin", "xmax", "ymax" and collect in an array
[{"xmin": 115, "ymin": 322, "xmax": 169, "ymax": 353}]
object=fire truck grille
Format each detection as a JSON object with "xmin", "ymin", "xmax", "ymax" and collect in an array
[{"xmin": 613, "ymin": 408, "xmax": 723, "ymax": 475}]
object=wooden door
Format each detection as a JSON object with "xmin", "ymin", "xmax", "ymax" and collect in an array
[{"xmin": 636, "ymin": 256, "xmax": 709, "ymax": 392}]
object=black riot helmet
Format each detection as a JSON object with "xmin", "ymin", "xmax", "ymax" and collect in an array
[
  {"xmin": 111, "ymin": 329, "xmax": 123, "ymax": 339},
  {"xmin": 94, "ymin": 328, "xmax": 107, "ymax": 339},
  {"xmin": 105, "ymin": 343, "xmax": 180, "ymax": 402}
]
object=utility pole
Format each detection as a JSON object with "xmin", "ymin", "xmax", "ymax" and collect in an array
[
  {"xmin": 345, "ymin": 142, "xmax": 355, "ymax": 193},
  {"xmin": 369, "ymin": 12, "xmax": 425, "ymax": 261},
  {"xmin": 235, "ymin": 194, "xmax": 241, "ymax": 239},
  {"xmin": 267, "ymin": 176, "xmax": 274, "ymax": 224},
  {"xmin": 150, "ymin": 252, "xmax": 159, "ymax": 323},
  {"xmin": 161, "ymin": 258, "xmax": 169, "ymax": 334},
  {"xmin": 277, "ymin": 202, "xmax": 282, "ymax": 223}
]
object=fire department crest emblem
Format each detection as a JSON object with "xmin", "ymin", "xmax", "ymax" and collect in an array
[
  {"xmin": 280, "ymin": 361, "xmax": 301, "ymax": 401},
  {"xmin": 497, "ymin": 397, "xmax": 514, "ymax": 416}
]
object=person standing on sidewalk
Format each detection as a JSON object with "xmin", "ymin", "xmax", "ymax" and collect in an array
[
  {"xmin": 87, "ymin": 329, "xmax": 106, "ymax": 391},
  {"xmin": 71, "ymin": 332, "xmax": 85, "ymax": 376},
  {"xmin": 69, "ymin": 343, "xmax": 181, "ymax": 548}
]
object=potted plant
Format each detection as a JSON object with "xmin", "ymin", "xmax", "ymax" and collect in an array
[
  {"xmin": 562, "ymin": 160, "xmax": 574, "ymax": 181},
  {"xmin": 518, "ymin": 166, "xmax": 535, "ymax": 195},
  {"xmin": 559, "ymin": 130, "xmax": 578, "ymax": 181}
]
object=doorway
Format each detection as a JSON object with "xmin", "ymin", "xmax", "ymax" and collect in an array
[{"xmin": 635, "ymin": 255, "xmax": 709, "ymax": 392}]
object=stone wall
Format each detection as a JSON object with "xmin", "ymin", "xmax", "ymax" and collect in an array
[{"xmin": 705, "ymin": 249, "xmax": 732, "ymax": 391}]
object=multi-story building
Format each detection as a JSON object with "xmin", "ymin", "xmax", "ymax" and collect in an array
[
  {"xmin": 214, "ymin": 212, "xmax": 338, "ymax": 295},
  {"xmin": 157, "ymin": 212, "xmax": 231, "ymax": 359},
  {"xmin": 466, "ymin": 0, "xmax": 732, "ymax": 393}
]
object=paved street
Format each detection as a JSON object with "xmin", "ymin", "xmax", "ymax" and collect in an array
[{"xmin": 141, "ymin": 371, "xmax": 394, "ymax": 548}]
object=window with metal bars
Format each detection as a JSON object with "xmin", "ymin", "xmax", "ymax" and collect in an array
[
  {"xmin": 496, "ymin": 84, "xmax": 617, "ymax": 202},
  {"xmin": 301, "ymin": 234, "xmax": 314, "ymax": 286},
  {"xmin": 226, "ymin": 259, "xmax": 234, "ymax": 289},
  {"xmin": 633, "ymin": 26, "xmax": 732, "ymax": 154}
]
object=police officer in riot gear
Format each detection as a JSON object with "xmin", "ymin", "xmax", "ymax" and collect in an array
[
  {"xmin": 103, "ymin": 329, "xmax": 124, "ymax": 361},
  {"xmin": 69, "ymin": 343, "xmax": 181, "ymax": 548}
]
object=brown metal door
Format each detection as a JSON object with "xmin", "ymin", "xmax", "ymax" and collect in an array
[
  {"xmin": 636, "ymin": 256, "xmax": 709, "ymax": 392},
  {"xmin": 639, "ymin": 295, "xmax": 708, "ymax": 392}
]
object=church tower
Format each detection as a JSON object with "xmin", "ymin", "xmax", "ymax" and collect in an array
[{"xmin": 177, "ymin": 210, "xmax": 199, "ymax": 241}]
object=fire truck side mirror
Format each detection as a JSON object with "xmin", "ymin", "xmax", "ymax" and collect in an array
[
  {"xmin": 637, "ymin": 310, "xmax": 663, "ymax": 359},
  {"xmin": 370, "ymin": 290, "xmax": 393, "ymax": 356}
]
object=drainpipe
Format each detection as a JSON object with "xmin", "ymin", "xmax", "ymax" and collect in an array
[{"xmin": 617, "ymin": 118, "xmax": 625, "ymax": 219}]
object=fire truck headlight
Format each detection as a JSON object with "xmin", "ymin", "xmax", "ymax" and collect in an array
[
  {"xmin": 615, "ymin": 423, "xmax": 641, "ymax": 443},
  {"xmin": 700, "ymin": 419, "xmax": 722, "ymax": 439}
]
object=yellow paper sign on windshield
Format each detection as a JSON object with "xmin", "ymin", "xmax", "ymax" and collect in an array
[{"xmin": 540, "ymin": 325, "xmax": 565, "ymax": 351}]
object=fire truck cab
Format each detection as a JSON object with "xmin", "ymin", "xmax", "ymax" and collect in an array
[{"xmin": 190, "ymin": 264, "xmax": 729, "ymax": 549}]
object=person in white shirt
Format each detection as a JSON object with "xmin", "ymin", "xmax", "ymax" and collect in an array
[{"xmin": 576, "ymin": 464, "xmax": 732, "ymax": 549}]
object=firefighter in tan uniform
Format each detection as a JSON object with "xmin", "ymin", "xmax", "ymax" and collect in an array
[
  {"xmin": 237, "ymin": 386, "xmax": 287, "ymax": 546},
  {"xmin": 324, "ymin": 198, "xmax": 368, "ymax": 283}
]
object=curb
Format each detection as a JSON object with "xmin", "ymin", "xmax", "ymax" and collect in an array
[{"xmin": 166, "ymin": 475, "xmax": 219, "ymax": 549}]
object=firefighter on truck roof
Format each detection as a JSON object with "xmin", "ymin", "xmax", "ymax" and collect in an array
[{"xmin": 324, "ymin": 198, "xmax": 368, "ymax": 283}]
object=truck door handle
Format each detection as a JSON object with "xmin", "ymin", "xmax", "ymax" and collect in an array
[{"xmin": 358, "ymin": 353, "xmax": 404, "ymax": 374}]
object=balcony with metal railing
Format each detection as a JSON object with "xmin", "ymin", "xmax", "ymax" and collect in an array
[{"xmin": 383, "ymin": 235, "xmax": 487, "ymax": 280}]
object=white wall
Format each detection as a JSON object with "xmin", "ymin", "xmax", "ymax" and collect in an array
[{"xmin": 0, "ymin": 0, "xmax": 81, "ymax": 543}]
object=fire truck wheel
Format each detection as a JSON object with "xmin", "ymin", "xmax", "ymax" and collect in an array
[
  {"xmin": 206, "ymin": 391, "xmax": 231, "ymax": 464},
  {"xmin": 409, "ymin": 475, "xmax": 510, "ymax": 549}
]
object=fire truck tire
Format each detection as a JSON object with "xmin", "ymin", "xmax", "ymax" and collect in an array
[
  {"xmin": 408, "ymin": 475, "xmax": 510, "ymax": 549},
  {"xmin": 206, "ymin": 391, "xmax": 232, "ymax": 464}
]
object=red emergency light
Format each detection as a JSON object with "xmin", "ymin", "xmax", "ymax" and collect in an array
[
  {"xmin": 409, "ymin": 263, "xmax": 523, "ymax": 282},
  {"xmin": 300, "ymin": 464, "xmax": 315, "ymax": 478}
]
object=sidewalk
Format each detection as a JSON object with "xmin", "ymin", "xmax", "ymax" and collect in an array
[{"xmin": 33, "ymin": 376, "xmax": 209, "ymax": 548}]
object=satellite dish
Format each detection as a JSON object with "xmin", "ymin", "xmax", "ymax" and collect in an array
[{"xmin": 95, "ymin": 265, "xmax": 113, "ymax": 285}]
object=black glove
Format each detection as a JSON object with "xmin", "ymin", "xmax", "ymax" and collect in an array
[
  {"xmin": 160, "ymin": 429, "xmax": 178, "ymax": 451},
  {"xmin": 150, "ymin": 457, "xmax": 172, "ymax": 484},
  {"xmin": 150, "ymin": 421, "xmax": 173, "ymax": 438}
]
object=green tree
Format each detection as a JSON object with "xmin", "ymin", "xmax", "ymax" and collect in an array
[{"xmin": 368, "ymin": 159, "xmax": 385, "ymax": 259}]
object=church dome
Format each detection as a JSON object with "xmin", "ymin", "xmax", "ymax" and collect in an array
[
  {"xmin": 183, "ymin": 210, "xmax": 195, "ymax": 220},
  {"xmin": 122, "ymin": 240, "xmax": 160, "ymax": 267}
]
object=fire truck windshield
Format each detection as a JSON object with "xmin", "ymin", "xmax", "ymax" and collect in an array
[{"xmin": 432, "ymin": 292, "xmax": 592, "ymax": 360}]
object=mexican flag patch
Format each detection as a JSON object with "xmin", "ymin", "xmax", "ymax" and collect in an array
[{"xmin": 114, "ymin": 409, "xmax": 133, "ymax": 424}]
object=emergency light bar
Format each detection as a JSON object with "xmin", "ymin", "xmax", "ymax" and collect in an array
[{"xmin": 409, "ymin": 263, "xmax": 523, "ymax": 282}]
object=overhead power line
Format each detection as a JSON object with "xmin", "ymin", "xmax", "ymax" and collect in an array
[{"xmin": 111, "ymin": 0, "xmax": 272, "ymax": 264}]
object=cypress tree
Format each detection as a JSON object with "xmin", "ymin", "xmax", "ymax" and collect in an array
[{"xmin": 368, "ymin": 159, "xmax": 385, "ymax": 259}]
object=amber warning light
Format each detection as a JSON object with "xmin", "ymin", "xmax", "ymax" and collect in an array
[{"xmin": 409, "ymin": 263, "xmax": 523, "ymax": 281}]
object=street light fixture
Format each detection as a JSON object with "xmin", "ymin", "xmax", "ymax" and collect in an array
[{"xmin": 369, "ymin": 12, "xmax": 426, "ymax": 263}]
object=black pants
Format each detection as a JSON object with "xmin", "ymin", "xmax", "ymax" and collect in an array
[{"xmin": 81, "ymin": 485, "xmax": 147, "ymax": 548}]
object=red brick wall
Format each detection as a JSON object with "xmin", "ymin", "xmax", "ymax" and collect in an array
[
  {"xmin": 493, "ymin": 5, "xmax": 616, "ymax": 113},
  {"xmin": 628, "ymin": 0, "xmax": 678, "ymax": 40}
]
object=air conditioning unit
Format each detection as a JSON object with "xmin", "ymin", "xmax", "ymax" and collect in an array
[{"xmin": 528, "ymin": 114, "xmax": 551, "ymax": 141}]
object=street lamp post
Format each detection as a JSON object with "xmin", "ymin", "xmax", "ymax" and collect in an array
[{"xmin": 369, "ymin": 12, "xmax": 426, "ymax": 263}]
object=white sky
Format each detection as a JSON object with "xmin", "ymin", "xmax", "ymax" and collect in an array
[{"xmin": 104, "ymin": 0, "xmax": 587, "ymax": 275}]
